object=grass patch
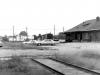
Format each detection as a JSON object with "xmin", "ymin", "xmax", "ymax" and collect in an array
[
  {"xmin": 54, "ymin": 50, "xmax": 100, "ymax": 70},
  {"xmin": 0, "ymin": 56, "xmax": 32, "ymax": 75},
  {"xmin": 2, "ymin": 42, "xmax": 49, "ymax": 50},
  {"xmin": 0, "ymin": 55, "xmax": 52, "ymax": 75},
  {"xmin": 81, "ymin": 50, "xmax": 100, "ymax": 59}
]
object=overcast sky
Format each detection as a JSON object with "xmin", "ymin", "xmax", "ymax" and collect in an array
[{"xmin": 0, "ymin": 0, "xmax": 100, "ymax": 36}]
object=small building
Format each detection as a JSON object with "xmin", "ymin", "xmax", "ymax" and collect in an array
[
  {"xmin": 8, "ymin": 35, "xmax": 27, "ymax": 41},
  {"xmin": 58, "ymin": 32, "xmax": 66, "ymax": 40},
  {"xmin": 9, "ymin": 36, "xmax": 17, "ymax": 41},
  {"xmin": 42, "ymin": 33, "xmax": 53, "ymax": 40},
  {"xmin": 63, "ymin": 17, "xmax": 100, "ymax": 42},
  {"xmin": 0, "ymin": 36, "xmax": 3, "ymax": 41}
]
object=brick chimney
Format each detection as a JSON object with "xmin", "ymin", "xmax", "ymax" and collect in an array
[{"xmin": 96, "ymin": 16, "xmax": 100, "ymax": 22}]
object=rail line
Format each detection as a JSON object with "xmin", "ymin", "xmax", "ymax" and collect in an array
[
  {"xmin": 30, "ymin": 58, "xmax": 94, "ymax": 75},
  {"xmin": 48, "ymin": 57, "xmax": 100, "ymax": 75},
  {"xmin": 30, "ymin": 58, "xmax": 64, "ymax": 75},
  {"xmin": 1, "ymin": 56, "xmax": 100, "ymax": 75}
]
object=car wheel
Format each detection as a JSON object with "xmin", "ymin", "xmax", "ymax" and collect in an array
[
  {"xmin": 0, "ymin": 46, "xmax": 2, "ymax": 47},
  {"xmin": 37, "ymin": 43, "xmax": 41, "ymax": 46},
  {"xmin": 51, "ymin": 44, "xmax": 55, "ymax": 46}
]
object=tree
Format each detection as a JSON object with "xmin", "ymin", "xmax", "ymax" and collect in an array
[
  {"xmin": 19, "ymin": 31, "xmax": 28, "ymax": 36},
  {"xmin": 2, "ymin": 35, "xmax": 9, "ymax": 41},
  {"xmin": 25, "ymin": 38, "xmax": 30, "ymax": 41},
  {"xmin": 38, "ymin": 34, "xmax": 42, "ymax": 40},
  {"xmin": 19, "ymin": 31, "xmax": 28, "ymax": 41},
  {"xmin": 14, "ymin": 34, "xmax": 18, "ymax": 40},
  {"xmin": 33, "ymin": 35, "xmax": 38, "ymax": 40}
]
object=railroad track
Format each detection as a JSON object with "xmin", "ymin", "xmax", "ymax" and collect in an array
[
  {"xmin": 30, "ymin": 58, "xmax": 64, "ymax": 75},
  {"xmin": 1, "ymin": 56, "xmax": 100, "ymax": 75},
  {"xmin": 30, "ymin": 57, "xmax": 99, "ymax": 75},
  {"xmin": 48, "ymin": 57, "xmax": 100, "ymax": 75}
]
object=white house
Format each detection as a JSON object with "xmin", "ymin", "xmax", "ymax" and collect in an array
[{"xmin": 9, "ymin": 35, "xmax": 34, "ymax": 41}]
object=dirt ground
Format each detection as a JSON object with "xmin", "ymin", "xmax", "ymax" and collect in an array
[
  {"xmin": 0, "ymin": 42, "xmax": 100, "ymax": 57},
  {"xmin": 49, "ymin": 43, "xmax": 100, "ymax": 53}
]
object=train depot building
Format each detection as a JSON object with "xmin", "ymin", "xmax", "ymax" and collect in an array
[{"xmin": 62, "ymin": 17, "xmax": 100, "ymax": 42}]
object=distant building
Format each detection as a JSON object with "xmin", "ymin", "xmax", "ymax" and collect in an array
[
  {"xmin": 28, "ymin": 36, "xmax": 34, "ymax": 40},
  {"xmin": 0, "ymin": 36, "xmax": 3, "ymax": 41},
  {"xmin": 62, "ymin": 17, "xmax": 100, "ymax": 42},
  {"xmin": 58, "ymin": 33, "xmax": 66, "ymax": 40},
  {"xmin": 42, "ymin": 33, "xmax": 53, "ymax": 39},
  {"xmin": 8, "ymin": 36, "xmax": 17, "ymax": 41},
  {"xmin": 53, "ymin": 35, "xmax": 59, "ymax": 40},
  {"xmin": 8, "ymin": 35, "xmax": 27, "ymax": 41}
]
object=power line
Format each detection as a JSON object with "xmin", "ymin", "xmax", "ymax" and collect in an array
[{"xmin": 0, "ymin": 28, "xmax": 63, "ymax": 30}]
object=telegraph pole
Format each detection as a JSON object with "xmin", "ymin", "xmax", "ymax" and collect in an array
[
  {"xmin": 63, "ymin": 26, "xmax": 64, "ymax": 33},
  {"xmin": 46, "ymin": 32, "xmax": 47, "ymax": 39},
  {"xmin": 13, "ymin": 25, "xmax": 14, "ymax": 42},
  {"xmin": 54, "ymin": 25, "xmax": 55, "ymax": 39},
  {"xmin": 26, "ymin": 26, "xmax": 28, "ymax": 38},
  {"xmin": 26, "ymin": 26, "xmax": 27, "ymax": 34}
]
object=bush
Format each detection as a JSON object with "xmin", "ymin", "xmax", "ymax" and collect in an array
[{"xmin": 2, "ymin": 36, "xmax": 9, "ymax": 41}]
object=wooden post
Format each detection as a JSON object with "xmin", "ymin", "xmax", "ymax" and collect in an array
[
  {"xmin": 13, "ymin": 25, "xmax": 14, "ymax": 42},
  {"xmin": 54, "ymin": 25, "xmax": 55, "ymax": 39}
]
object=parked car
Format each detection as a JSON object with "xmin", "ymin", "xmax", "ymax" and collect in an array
[
  {"xmin": 0, "ymin": 41, "xmax": 3, "ymax": 47},
  {"xmin": 53, "ymin": 39, "xmax": 59, "ymax": 41},
  {"xmin": 34, "ymin": 39, "xmax": 60, "ymax": 46},
  {"xmin": 59, "ymin": 39, "xmax": 66, "ymax": 43},
  {"xmin": 23, "ymin": 40, "xmax": 35, "ymax": 44}
]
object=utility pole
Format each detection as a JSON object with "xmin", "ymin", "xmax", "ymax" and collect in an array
[
  {"xmin": 63, "ymin": 26, "xmax": 64, "ymax": 33},
  {"xmin": 26, "ymin": 26, "xmax": 27, "ymax": 33},
  {"xmin": 13, "ymin": 25, "xmax": 14, "ymax": 42},
  {"xmin": 26, "ymin": 26, "xmax": 28, "ymax": 38},
  {"xmin": 54, "ymin": 25, "xmax": 55, "ymax": 39},
  {"xmin": 46, "ymin": 32, "xmax": 47, "ymax": 39}
]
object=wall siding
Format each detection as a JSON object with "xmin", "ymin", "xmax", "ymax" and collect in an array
[
  {"xmin": 97, "ymin": 31, "xmax": 100, "ymax": 41},
  {"xmin": 65, "ymin": 31, "xmax": 100, "ymax": 42},
  {"xmin": 81, "ymin": 31, "xmax": 100, "ymax": 42}
]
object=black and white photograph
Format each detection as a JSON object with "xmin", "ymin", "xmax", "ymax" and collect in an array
[{"xmin": 0, "ymin": 0, "xmax": 100, "ymax": 75}]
